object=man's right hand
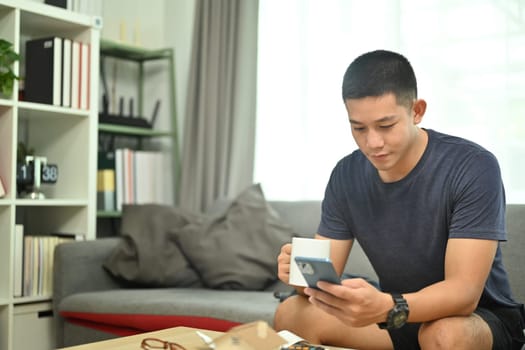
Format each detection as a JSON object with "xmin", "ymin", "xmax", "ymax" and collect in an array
[{"xmin": 277, "ymin": 243, "xmax": 293, "ymax": 284}]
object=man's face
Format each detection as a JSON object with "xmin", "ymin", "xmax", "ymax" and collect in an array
[{"xmin": 345, "ymin": 93, "xmax": 426, "ymax": 182}]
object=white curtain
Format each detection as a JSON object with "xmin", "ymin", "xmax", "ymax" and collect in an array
[{"xmin": 254, "ymin": 0, "xmax": 525, "ymax": 203}]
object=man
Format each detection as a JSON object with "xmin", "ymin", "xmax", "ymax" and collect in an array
[{"xmin": 274, "ymin": 50, "xmax": 525, "ymax": 350}]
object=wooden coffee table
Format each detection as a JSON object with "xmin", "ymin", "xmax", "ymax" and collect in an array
[
  {"xmin": 58, "ymin": 326, "xmax": 354, "ymax": 350},
  {"xmin": 58, "ymin": 327, "xmax": 220, "ymax": 349}
]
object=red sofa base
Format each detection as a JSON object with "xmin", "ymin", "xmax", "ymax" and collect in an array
[{"xmin": 61, "ymin": 311, "xmax": 242, "ymax": 337}]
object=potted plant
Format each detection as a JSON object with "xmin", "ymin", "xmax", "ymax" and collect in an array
[{"xmin": 0, "ymin": 39, "xmax": 20, "ymax": 97}]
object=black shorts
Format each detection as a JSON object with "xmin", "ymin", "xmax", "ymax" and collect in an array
[{"xmin": 388, "ymin": 304, "xmax": 525, "ymax": 350}]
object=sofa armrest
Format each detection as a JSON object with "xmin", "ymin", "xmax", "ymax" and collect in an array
[
  {"xmin": 53, "ymin": 237, "xmax": 123, "ymax": 301},
  {"xmin": 53, "ymin": 237, "xmax": 123, "ymax": 347}
]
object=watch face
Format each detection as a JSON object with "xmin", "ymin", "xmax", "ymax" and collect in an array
[{"xmin": 392, "ymin": 311, "xmax": 408, "ymax": 328}]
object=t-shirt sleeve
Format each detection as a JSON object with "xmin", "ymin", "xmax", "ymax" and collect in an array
[
  {"xmin": 448, "ymin": 150, "xmax": 506, "ymax": 241},
  {"xmin": 317, "ymin": 162, "xmax": 354, "ymax": 240}
]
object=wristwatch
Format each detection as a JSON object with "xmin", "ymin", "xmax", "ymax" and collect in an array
[{"xmin": 377, "ymin": 293, "xmax": 409, "ymax": 330}]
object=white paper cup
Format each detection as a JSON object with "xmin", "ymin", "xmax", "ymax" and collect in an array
[{"xmin": 289, "ymin": 237, "xmax": 330, "ymax": 286}]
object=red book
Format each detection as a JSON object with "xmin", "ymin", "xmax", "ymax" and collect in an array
[{"xmin": 70, "ymin": 40, "xmax": 80, "ymax": 109}]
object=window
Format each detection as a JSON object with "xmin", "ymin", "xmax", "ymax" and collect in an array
[{"xmin": 255, "ymin": 0, "xmax": 525, "ymax": 203}]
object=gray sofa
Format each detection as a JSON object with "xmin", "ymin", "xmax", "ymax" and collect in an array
[{"xmin": 53, "ymin": 202, "xmax": 525, "ymax": 348}]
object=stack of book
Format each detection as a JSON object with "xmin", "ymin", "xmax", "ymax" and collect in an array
[
  {"xmin": 13, "ymin": 225, "xmax": 83, "ymax": 298},
  {"xmin": 97, "ymin": 148, "xmax": 169, "ymax": 212},
  {"xmin": 97, "ymin": 167, "xmax": 116, "ymax": 211},
  {"xmin": 24, "ymin": 36, "xmax": 91, "ymax": 109}
]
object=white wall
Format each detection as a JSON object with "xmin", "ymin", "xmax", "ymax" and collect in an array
[
  {"xmin": 164, "ymin": 0, "xmax": 196, "ymax": 144},
  {"xmin": 101, "ymin": 0, "xmax": 165, "ymax": 47},
  {"xmin": 100, "ymin": 0, "xmax": 195, "ymax": 141}
]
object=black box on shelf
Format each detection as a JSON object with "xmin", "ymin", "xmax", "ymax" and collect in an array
[
  {"xmin": 45, "ymin": 0, "xmax": 67, "ymax": 9},
  {"xmin": 98, "ymin": 113, "xmax": 152, "ymax": 129},
  {"xmin": 24, "ymin": 37, "xmax": 62, "ymax": 105}
]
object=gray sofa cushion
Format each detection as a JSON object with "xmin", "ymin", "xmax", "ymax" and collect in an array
[
  {"xmin": 102, "ymin": 184, "xmax": 295, "ymax": 291},
  {"xmin": 175, "ymin": 183, "xmax": 295, "ymax": 290},
  {"xmin": 60, "ymin": 288, "xmax": 280, "ymax": 325},
  {"xmin": 103, "ymin": 205, "xmax": 203, "ymax": 287}
]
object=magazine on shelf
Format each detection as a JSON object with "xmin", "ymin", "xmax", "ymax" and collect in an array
[
  {"xmin": 20, "ymin": 233, "xmax": 84, "ymax": 297},
  {"xmin": 13, "ymin": 225, "xmax": 24, "ymax": 297}
]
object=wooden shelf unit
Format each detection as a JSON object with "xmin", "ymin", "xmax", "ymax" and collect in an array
[{"xmin": 0, "ymin": 1, "xmax": 100, "ymax": 349}]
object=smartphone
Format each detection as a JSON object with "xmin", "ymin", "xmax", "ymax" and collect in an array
[{"xmin": 294, "ymin": 256, "xmax": 341, "ymax": 289}]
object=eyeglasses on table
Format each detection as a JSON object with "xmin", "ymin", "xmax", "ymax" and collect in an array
[{"xmin": 141, "ymin": 337, "xmax": 188, "ymax": 350}]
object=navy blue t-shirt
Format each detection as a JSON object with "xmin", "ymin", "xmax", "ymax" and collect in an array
[{"xmin": 318, "ymin": 129, "xmax": 519, "ymax": 307}]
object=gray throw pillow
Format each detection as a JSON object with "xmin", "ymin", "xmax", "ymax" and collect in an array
[
  {"xmin": 174, "ymin": 183, "xmax": 295, "ymax": 290},
  {"xmin": 103, "ymin": 204, "xmax": 203, "ymax": 287}
]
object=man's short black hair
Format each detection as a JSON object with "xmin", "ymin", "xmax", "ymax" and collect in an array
[{"xmin": 342, "ymin": 50, "xmax": 418, "ymax": 108}]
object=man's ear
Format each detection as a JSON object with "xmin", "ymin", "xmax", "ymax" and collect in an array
[{"xmin": 412, "ymin": 99, "xmax": 427, "ymax": 124}]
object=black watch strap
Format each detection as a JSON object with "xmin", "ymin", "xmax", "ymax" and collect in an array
[
  {"xmin": 377, "ymin": 321, "xmax": 389, "ymax": 329},
  {"xmin": 391, "ymin": 293, "xmax": 406, "ymax": 306},
  {"xmin": 378, "ymin": 293, "xmax": 409, "ymax": 330}
]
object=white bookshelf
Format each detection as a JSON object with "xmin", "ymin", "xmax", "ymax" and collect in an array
[{"xmin": 0, "ymin": 1, "xmax": 100, "ymax": 349}]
